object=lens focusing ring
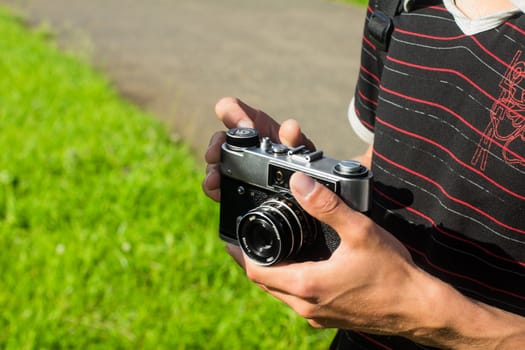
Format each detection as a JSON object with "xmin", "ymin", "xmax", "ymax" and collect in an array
[
  {"xmin": 237, "ymin": 207, "xmax": 291, "ymax": 265},
  {"xmin": 237, "ymin": 194, "xmax": 316, "ymax": 265}
]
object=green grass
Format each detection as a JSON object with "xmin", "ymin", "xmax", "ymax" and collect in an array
[
  {"xmin": 337, "ymin": 0, "xmax": 368, "ymax": 6},
  {"xmin": 0, "ymin": 7, "xmax": 335, "ymax": 349}
]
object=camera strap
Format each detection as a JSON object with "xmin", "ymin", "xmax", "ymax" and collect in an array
[{"xmin": 366, "ymin": 0, "xmax": 416, "ymax": 74}]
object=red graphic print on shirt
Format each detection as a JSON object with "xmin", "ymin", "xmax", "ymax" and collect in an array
[{"xmin": 471, "ymin": 50, "xmax": 525, "ymax": 171}]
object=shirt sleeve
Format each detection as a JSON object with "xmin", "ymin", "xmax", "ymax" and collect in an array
[
  {"xmin": 348, "ymin": 3, "xmax": 386, "ymax": 144},
  {"xmin": 348, "ymin": 97, "xmax": 374, "ymax": 144}
]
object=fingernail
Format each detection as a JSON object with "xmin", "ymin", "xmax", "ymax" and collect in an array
[
  {"xmin": 291, "ymin": 172, "xmax": 316, "ymax": 197},
  {"xmin": 238, "ymin": 119, "xmax": 253, "ymax": 128}
]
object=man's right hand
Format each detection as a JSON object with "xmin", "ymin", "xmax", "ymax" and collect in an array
[{"xmin": 202, "ymin": 97, "xmax": 315, "ymax": 202}]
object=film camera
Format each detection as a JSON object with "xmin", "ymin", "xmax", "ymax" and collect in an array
[{"xmin": 219, "ymin": 128, "xmax": 372, "ymax": 266}]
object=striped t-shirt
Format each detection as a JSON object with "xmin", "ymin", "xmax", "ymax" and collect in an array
[{"xmin": 334, "ymin": 1, "xmax": 525, "ymax": 348}]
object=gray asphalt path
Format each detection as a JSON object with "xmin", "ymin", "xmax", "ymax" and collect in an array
[{"xmin": 2, "ymin": 0, "xmax": 368, "ymax": 160}]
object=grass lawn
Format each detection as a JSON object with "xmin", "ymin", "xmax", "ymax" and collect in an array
[
  {"xmin": 338, "ymin": 0, "xmax": 368, "ymax": 6},
  {"xmin": 0, "ymin": 6, "xmax": 336, "ymax": 349}
]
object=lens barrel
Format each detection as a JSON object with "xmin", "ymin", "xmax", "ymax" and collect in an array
[{"xmin": 237, "ymin": 195, "xmax": 316, "ymax": 266}]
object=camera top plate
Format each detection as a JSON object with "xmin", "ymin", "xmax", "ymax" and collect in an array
[{"xmin": 221, "ymin": 128, "xmax": 372, "ymax": 212}]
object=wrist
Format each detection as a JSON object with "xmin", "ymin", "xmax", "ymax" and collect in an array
[{"xmin": 403, "ymin": 268, "xmax": 525, "ymax": 349}]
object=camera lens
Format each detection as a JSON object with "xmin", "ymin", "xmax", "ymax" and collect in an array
[
  {"xmin": 240, "ymin": 216, "xmax": 281, "ymax": 260},
  {"xmin": 237, "ymin": 194, "xmax": 317, "ymax": 266}
]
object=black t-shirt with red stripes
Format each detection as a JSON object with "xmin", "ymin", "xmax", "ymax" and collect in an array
[{"xmin": 332, "ymin": 1, "xmax": 525, "ymax": 348}]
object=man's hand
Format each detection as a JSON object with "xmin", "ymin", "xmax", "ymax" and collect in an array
[
  {"xmin": 227, "ymin": 171, "xmax": 422, "ymax": 332},
  {"xmin": 203, "ymin": 97, "xmax": 525, "ymax": 349},
  {"xmin": 203, "ymin": 97, "xmax": 314, "ymax": 202},
  {"xmin": 226, "ymin": 171, "xmax": 525, "ymax": 349}
]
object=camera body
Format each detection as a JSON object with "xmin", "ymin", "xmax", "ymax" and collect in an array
[{"xmin": 219, "ymin": 128, "xmax": 372, "ymax": 266}]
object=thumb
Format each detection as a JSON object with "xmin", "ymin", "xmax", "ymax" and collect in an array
[{"xmin": 289, "ymin": 172, "xmax": 361, "ymax": 237}]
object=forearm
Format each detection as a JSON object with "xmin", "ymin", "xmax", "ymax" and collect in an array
[
  {"xmin": 351, "ymin": 144, "xmax": 525, "ymax": 348},
  {"xmin": 403, "ymin": 268, "xmax": 525, "ymax": 349}
]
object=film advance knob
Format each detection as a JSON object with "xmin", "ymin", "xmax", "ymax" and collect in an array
[
  {"xmin": 226, "ymin": 128, "xmax": 260, "ymax": 148},
  {"xmin": 333, "ymin": 160, "xmax": 368, "ymax": 178}
]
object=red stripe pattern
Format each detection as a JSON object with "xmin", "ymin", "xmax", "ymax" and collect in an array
[{"xmin": 343, "ymin": 1, "xmax": 525, "ymax": 349}]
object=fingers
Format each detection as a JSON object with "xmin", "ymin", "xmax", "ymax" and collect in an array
[
  {"xmin": 204, "ymin": 97, "xmax": 284, "ymax": 202},
  {"xmin": 223, "ymin": 173, "xmax": 364, "ymax": 300},
  {"xmin": 203, "ymin": 131, "xmax": 226, "ymax": 202},
  {"xmin": 215, "ymin": 97, "xmax": 254, "ymax": 128},
  {"xmin": 215, "ymin": 97, "xmax": 281, "ymax": 140},
  {"xmin": 215, "ymin": 97, "xmax": 315, "ymax": 149},
  {"xmin": 279, "ymin": 119, "xmax": 316, "ymax": 150},
  {"xmin": 289, "ymin": 172, "xmax": 363, "ymax": 236},
  {"xmin": 226, "ymin": 244, "xmax": 311, "ymax": 307},
  {"xmin": 225, "ymin": 243, "xmax": 326, "ymax": 323},
  {"xmin": 205, "ymin": 97, "xmax": 317, "ymax": 205},
  {"xmin": 202, "ymin": 163, "xmax": 221, "ymax": 202},
  {"xmin": 224, "ymin": 232, "xmax": 327, "ymax": 300},
  {"xmin": 205, "ymin": 131, "xmax": 226, "ymax": 164}
]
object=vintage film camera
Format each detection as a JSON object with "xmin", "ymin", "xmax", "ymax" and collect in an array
[{"xmin": 219, "ymin": 128, "xmax": 372, "ymax": 266}]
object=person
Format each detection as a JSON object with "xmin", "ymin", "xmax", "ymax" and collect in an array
[{"xmin": 202, "ymin": 0, "xmax": 525, "ymax": 348}]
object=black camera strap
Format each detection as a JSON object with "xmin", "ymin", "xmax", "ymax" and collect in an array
[{"xmin": 366, "ymin": 0, "xmax": 416, "ymax": 73}]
